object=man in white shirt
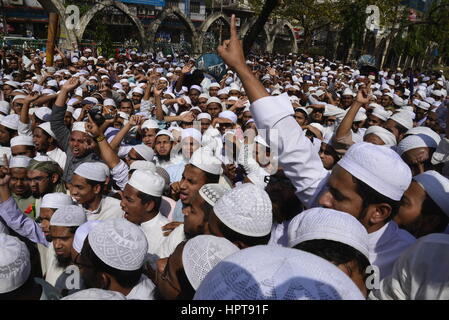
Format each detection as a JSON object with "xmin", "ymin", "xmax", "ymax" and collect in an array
[{"xmin": 33, "ymin": 122, "xmax": 67, "ymax": 170}]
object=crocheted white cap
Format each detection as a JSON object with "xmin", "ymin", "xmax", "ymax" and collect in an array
[
  {"xmin": 40, "ymin": 193, "xmax": 74, "ymax": 209},
  {"xmin": 189, "ymin": 147, "xmax": 223, "ymax": 176},
  {"xmin": 132, "ymin": 144, "xmax": 155, "ymax": 162},
  {"xmin": 288, "ymin": 208, "xmax": 370, "ymax": 259},
  {"xmin": 397, "ymin": 134, "xmax": 440, "ymax": 156},
  {"xmin": 129, "ymin": 160, "xmax": 156, "ymax": 172},
  {"xmin": 194, "ymin": 245, "xmax": 365, "ymax": 300},
  {"xmin": 183, "ymin": 235, "xmax": 239, "ymax": 290},
  {"xmin": 38, "ymin": 122, "xmax": 56, "ymax": 139},
  {"xmin": 128, "ymin": 169, "xmax": 165, "ymax": 197},
  {"xmin": 9, "ymin": 155, "xmax": 31, "ymax": 169},
  {"xmin": 198, "ymin": 183, "xmax": 230, "ymax": 207},
  {"xmin": 73, "ymin": 220, "xmax": 102, "ymax": 253},
  {"xmin": 74, "ymin": 162, "xmax": 110, "ymax": 182},
  {"xmin": 10, "ymin": 135, "xmax": 34, "ymax": 147},
  {"xmin": 213, "ymin": 183, "xmax": 272, "ymax": 237},
  {"xmin": 88, "ymin": 218, "xmax": 148, "ymax": 271},
  {"xmin": 0, "ymin": 234, "xmax": 31, "ymax": 293},
  {"xmin": 50, "ymin": 205, "xmax": 87, "ymax": 227},
  {"xmin": 338, "ymin": 142, "xmax": 411, "ymax": 201},
  {"xmin": 61, "ymin": 288, "xmax": 126, "ymax": 300}
]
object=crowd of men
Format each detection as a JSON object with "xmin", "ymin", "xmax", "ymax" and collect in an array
[{"xmin": 1, "ymin": 16, "xmax": 449, "ymax": 300}]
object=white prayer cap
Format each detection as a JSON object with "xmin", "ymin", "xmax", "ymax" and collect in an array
[
  {"xmin": 41, "ymin": 193, "xmax": 74, "ymax": 209},
  {"xmin": 194, "ymin": 245, "xmax": 364, "ymax": 300},
  {"xmin": 141, "ymin": 119, "xmax": 159, "ymax": 130},
  {"xmin": 413, "ymin": 171, "xmax": 449, "ymax": 216},
  {"xmin": 229, "ymin": 83, "xmax": 240, "ymax": 92},
  {"xmin": 197, "ymin": 113, "xmax": 211, "ymax": 121},
  {"xmin": 406, "ymin": 126, "xmax": 441, "ymax": 143},
  {"xmin": 288, "ymin": 208, "xmax": 369, "ymax": 259},
  {"xmin": 389, "ymin": 111, "xmax": 413, "ymax": 130},
  {"xmin": 214, "ymin": 183, "xmax": 272, "ymax": 237},
  {"xmin": 198, "ymin": 183, "xmax": 229, "ymax": 207},
  {"xmin": 74, "ymin": 162, "xmax": 109, "ymax": 182},
  {"xmin": 50, "ymin": 205, "xmax": 87, "ymax": 227},
  {"xmin": 12, "ymin": 95, "xmax": 26, "ymax": 102},
  {"xmin": 209, "ymin": 82, "xmax": 220, "ymax": 89},
  {"xmin": 132, "ymin": 144, "xmax": 155, "ymax": 162},
  {"xmin": 190, "ymin": 85, "xmax": 203, "ymax": 93},
  {"xmin": 342, "ymin": 88, "xmax": 355, "ymax": 97},
  {"xmin": 73, "ymin": 220, "xmax": 102, "ymax": 254},
  {"xmin": 371, "ymin": 107, "xmax": 392, "ymax": 121},
  {"xmin": 10, "ymin": 135, "xmax": 34, "ymax": 147},
  {"xmin": 417, "ymin": 101, "xmax": 431, "ymax": 111},
  {"xmin": 338, "ymin": 142, "xmax": 412, "ymax": 201},
  {"xmin": 71, "ymin": 121, "xmax": 87, "ymax": 133},
  {"xmin": 132, "ymin": 87, "xmax": 144, "ymax": 95},
  {"xmin": 393, "ymin": 95, "xmax": 405, "ymax": 107},
  {"xmin": 387, "ymin": 79, "xmax": 395, "ymax": 86},
  {"xmin": 218, "ymin": 110, "xmax": 237, "ymax": 124},
  {"xmin": 0, "ymin": 234, "xmax": 31, "ymax": 293},
  {"xmin": 33, "ymin": 155, "xmax": 53, "ymax": 162},
  {"xmin": 364, "ymin": 126, "xmax": 397, "ymax": 146},
  {"xmin": 0, "ymin": 101, "xmax": 10, "ymax": 114},
  {"xmin": 424, "ymin": 97, "xmax": 435, "ymax": 105},
  {"xmin": 117, "ymin": 112, "xmax": 129, "ymax": 121},
  {"xmin": 383, "ymin": 92, "xmax": 394, "ymax": 99},
  {"xmin": 183, "ymin": 235, "xmax": 239, "ymax": 290},
  {"xmin": 34, "ymin": 107, "xmax": 52, "ymax": 122},
  {"xmin": 88, "ymin": 218, "xmax": 148, "ymax": 271},
  {"xmin": 9, "ymin": 156, "xmax": 31, "ymax": 168},
  {"xmin": 189, "ymin": 147, "xmax": 223, "ymax": 176},
  {"xmin": 0, "ymin": 114, "xmax": 19, "ymax": 130},
  {"xmin": 181, "ymin": 128, "xmax": 202, "ymax": 143},
  {"xmin": 129, "ymin": 160, "xmax": 156, "ymax": 172},
  {"xmin": 156, "ymin": 129, "xmax": 174, "ymax": 141},
  {"xmin": 128, "ymin": 169, "xmax": 165, "ymax": 197},
  {"xmin": 354, "ymin": 110, "xmax": 367, "ymax": 122},
  {"xmin": 62, "ymin": 288, "xmax": 126, "ymax": 300},
  {"xmin": 207, "ymin": 97, "xmax": 222, "ymax": 106},
  {"xmin": 38, "ymin": 122, "xmax": 56, "ymax": 139},
  {"xmin": 4, "ymin": 81, "xmax": 20, "ymax": 89},
  {"xmin": 397, "ymin": 134, "xmax": 440, "ymax": 156},
  {"xmin": 103, "ymin": 98, "xmax": 116, "ymax": 107}
]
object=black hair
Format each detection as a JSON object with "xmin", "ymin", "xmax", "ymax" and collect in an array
[
  {"xmin": 137, "ymin": 191, "xmax": 162, "ymax": 211},
  {"xmin": 294, "ymin": 239, "xmax": 371, "ymax": 279},
  {"xmin": 215, "ymin": 218, "xmax": 271, "ymax": 248},
  {"xmin": 393, "ymin": 122, "xmax": 408, "ymax": 136},
  {"xmin": 82, "ymin": 237, "xmax": 142, "ymax": 289},
  {"xmin": 120, "ymin": 98, "xmax": 133, "ymax": 105},
  {"xmin": 204, "ymin": 172, "xmax": 220, "ymax": 184},
  {"xmin": 85, "ymin": 178, "xmax": 104, "ymax": 187},
  {"xmin": 354, "ymin": 177, "xmax": 400, "ymax": 221}
]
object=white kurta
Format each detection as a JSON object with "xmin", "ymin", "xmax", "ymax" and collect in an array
[
  {"xmin": 368, "ymin": 221, "xmax": 416, "ymax": 280},
  {"xmin": 140, "ymin": 212, "xmax": 169, "ymax": 264},
  {"xmin": 44, "ymin": 244, "xmax": 65, "ymax": 286},
  {"xmin": 84, "ymin": 196, "xmax": 124, "ymax": 221},
  {"xmin": 126, "ymin": 275, "xmax": 156, "ymax": 300},
  {"xmin": 156, "ymin": 224, "xmax": 186, "ymax": 259},
  {"xmin": 268, "ymin": 219, "xmax": 292, "ymax": 247}
]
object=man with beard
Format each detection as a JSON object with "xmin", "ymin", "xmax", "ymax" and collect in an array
[
  {"xmin": 33, "ymin": 122, "xmax": 67, "ymax": 170},
  {"xmin": 154, "ymin": 130, "xmax": 177, "ymax": 168},
  {"xmin": 9, "ymin": 156, "xmax": 36, "ymax": 215}
]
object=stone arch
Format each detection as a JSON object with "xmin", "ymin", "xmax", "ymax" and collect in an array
[
  {"xmin": 198, "ymin": 13, "xmax": 230, "ymax": 53},
  {"xmin": 76, "ymin": 0, "xmax": 147, "ymax": 49},
  {"xmin": 148, "ymin": 5, "xmax": 199, "ymax": 54},
  {"xmin": 268, "ymin": 21, "xmax": 298, "ymax": 54}
]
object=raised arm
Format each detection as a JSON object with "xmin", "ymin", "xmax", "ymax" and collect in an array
[{"xmin": 334, "ymin": 92, "xmax": 367, "ymax": 141}]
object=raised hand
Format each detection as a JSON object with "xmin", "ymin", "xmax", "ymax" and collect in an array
[
  {"xmin": 182, "ymin": 61, "xmax": 194, "ymax": 74},
  {"xmin": 23, "ymin": 92, "xmax": 40, "ymax": 103},
  {"xmin": 85, "ymin": 114, "xmax": 102, "ymax": 138},
  {"xmin": 0, "ymin": 155, "xmax": 11, "ymax": 186},
  {"xmin": 180, "ymin": 111, "xmax": 195, "ymax": 123},
  {"xmin": 217, "ymin": 14, "xmax": 246, "ymax": 71},
  {"xmin": 61, "ymin": 77, "xmax": 80, "ymax": 93}
]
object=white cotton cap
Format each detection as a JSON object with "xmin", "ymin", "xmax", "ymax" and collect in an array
[
  {"xmin": 387, "ymin": 79, "xmax": 395, "ymax": 86},
  {"xmin": 393, "ymin": 95, "xmax": 405, "ymax": 107},
  {"xmin": 209, "ymin": 82, "xmax": 220, "ymax": 89},
  {"xmin": 0, "ymin": 114, "xmax": 19, "ymax": 130},
  {"xmin": 189, "ymin": 148, "xmax": 223, "ymax": 175},
  {"xmin": 41, "ymin": 193, "xmax": 74, "ymax": 209},
  {"xmin": 218, "ymin": 111, "xmax": 237, "ymax": 124},
  {"xmin": 73, "ymin": 220, "xmax": 102, "ymax": 254},
  {"xmin": 406, "ymin": 126, "xmax": 440, "ymax": 142},
  {"xmin": 198, "ymin": 183, "xmax": 229, "ymax": 207},
  {"xmin": 88, "ymin": 218, "xmax": 148, "ymax": 271},
  {"xmin": 342, "ymin": 88, "xmax": 355, "ymax": 97},
  {"xmin": 0, "ymin": 101, "xmax": 10, "ymax": 114},
  {"xmin": 181, "ymin": 128, "xmax": 202, "ymax": 143},
  {"xmin": 183, "ymin": 235, "xmax": 239, "ymax": 290},
  {"xmin": 288, "ymin": 208, "xmax": 370, "ymax": 260},
  {"xmin": 10, "ymin": 135, "xmax": 34, "ymax": 147},
  {"xmin": 34, "ymin": 107, "xmax": 52, "ymax": 121},
  {"xmin": 33, "ymin": 155, "xmax": 53, "ymax": 162},
  {"xmin": 103, "ymin": 99, "xmax": 116, "ymax": 107},
  {"xmin": 397, "ymin": 134, "xmax": 441, "ymax": 155},
  {"xmin": 197, "ymin": 113, "xmax": 211, "ymax": 121},
  {"xmin": 74, "ymin": 162, "xmax": 109, "ymax": 182},
  {"xmin": 132, "ymin": 87, "xmax": 144, "ymax": 95},
  {"xmin": 194, "ymin": 245, "xmax": 364, "ymax": 300},
  {"xmin": 132, "ymin": 144, "xmax": 155, "ymax": 162},
  {"xmin": 129, "ymin": 161, "xmax": 156, "ymax": 172},
  {"xmin": 371, "ymin": 107, "xmax": 392, "ymax": 122},
  {"xmin": 389, "ymin": 111, "xmax": 413, "ymax": 130},
  {"xmin": 0, "ymin": 234, "xmax": 31, "ymax": 294},
  {"xmin": 417, "ymin": 101, "xmax": 431, "ymax": 111},
  {"xmin": 141, "ymin": 119, "xmax": 159, "ymax": 130},
  {"xmin": 156, "ymin": 129, "xmax": 174, "ymax": 141},
  {"xmin": 207, "ymin": 97, "xmax": 222, "ymax": 106},
  {"xmin": 9, "ymin": 156, "xmax": 31, "ymax": 168},
  {"xmin": 190, "ymin": 85, "xmax": 203, "ymax": 93},
  {"xmin": 213, "ymin": 183, "xmax": 272, "ymax": 237},
  {"xmin": 413, "ymin": 171, "xmax": 449, "ymax": 216},
  {"xmin": 128, "ymin": 169, "xmax": 165, "ymax": 197},
  {"xmin": 12, "ymin": 95, "xmax": 26, "ymax": 102},
  {"xmin": 50, "ymin": 205, "xmax": 87, "ymax": 227},
  {"xmin": 71, "ymin": 121, "xmax": 87, "ymax": 133},
  {"xmin": 62, "ymin": 288, "xmax": 125, "ymax": 300},
  {"xmin": 353, "ymin": 110, "xmax": 367, "ymax": 122},
  {"xmin": 364, "ymin": 126, "xmax": 397, "ymax": 146},
  {"xmin": 38, "ymin": 122, "xmax": 56, "ymax": 139},
  {"xmin": 338, "ymin": 142, "xmax": 412, "ymax": 201}
]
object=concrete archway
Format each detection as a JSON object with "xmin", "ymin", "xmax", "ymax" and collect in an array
[
  {"xmin": 198, "ymin": 13, "xmax": 230, "ymax": 53},
  {"xmin": 76, "ymin": 0, "xmax": 147, "ymax": 49},
  {"xmin": 148, "ymin": 5, "xmax": 199, "ymax": 54},
  {"xmin": 268, "ymin": 21, "xmax": 298, "ymax": 54}
]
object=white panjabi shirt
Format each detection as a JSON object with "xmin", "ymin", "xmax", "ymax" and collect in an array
[
  {"xmin": 126, "ymin": 274, "xmax": 156, "ymax": 300},
  {"xmin": 156, "ymin": 224, "xmax": 186, "ymax": 259}
]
